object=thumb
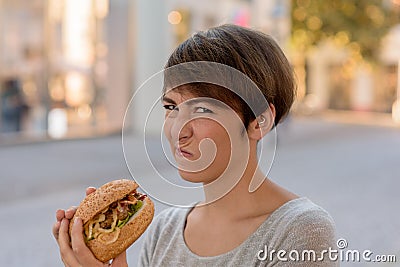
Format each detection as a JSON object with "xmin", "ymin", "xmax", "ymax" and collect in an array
[
  {"xmin": 71, "ymin": 217, "xmax": 100, "ymax": 266},
  {"xmin": 110, "ymin": 251, "xmax": 128, "ymax": 267}
]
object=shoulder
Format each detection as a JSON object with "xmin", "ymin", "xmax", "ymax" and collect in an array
[
  {"xmin": 272, "ymin": 197, "xmax": 335, "ymax": 228},
  {"xmin": 269, "ymin": 198, "xmax": 337, "ymax": 249},
  {"xmin": 293, "ymin": 198, "xmax": 335, "ymax": 232}
]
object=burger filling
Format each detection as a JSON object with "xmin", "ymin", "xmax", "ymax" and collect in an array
[{"xmin": 84, "ymin": 191, "xmax": 147, "ymax": 244}]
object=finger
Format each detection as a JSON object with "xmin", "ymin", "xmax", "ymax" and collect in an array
[
  {"xmin": 58, "ymin": 218, "xmax": 80, "ymax": 266},
  {"xmin": 65, "ymin": 206, "xmax": 77, "ymax": 219},
  {"xmin": 86, "ymin": 187, "xmax": 96, "ymax": 196},
  {"xmin": 56, "ymin": 209, "xmax": 65, "ymax": 221},
  {"xmin": 71, "ymin": 217, "xmax": 99, "ymax": 266},
  {"xmin": 52, "ymin": 220, "xmax": 61, "ymax": 241},
  {"xmin": 110, "ymin": 251, "xmax": 128, "ymax": 267}
]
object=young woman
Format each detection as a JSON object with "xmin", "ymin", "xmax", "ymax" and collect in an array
[{"xmin": 53, "ymin": 24, "xmax": 337, "ymax": 266}]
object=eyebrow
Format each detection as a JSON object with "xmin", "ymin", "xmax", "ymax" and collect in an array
[
  {"xmin": 162, "ymin": 96, "xmax": 229, "ymax": 109},
  {"xmin": 184, "ymin": 98, "xmax": 229, "ymax": 109},
  {"xmin": 161, "ymin": 96, "xmax": 177, "ymax": 105}
]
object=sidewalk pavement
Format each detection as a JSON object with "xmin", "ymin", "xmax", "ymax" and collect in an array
[{"xmin": 313, "ymin": 109, "xmax": 399, "ymax": 129}]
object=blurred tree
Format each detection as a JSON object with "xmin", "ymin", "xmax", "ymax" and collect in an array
[{"xmin": 291, "ymin": 0, "xmax": 400, "ymax": 62}]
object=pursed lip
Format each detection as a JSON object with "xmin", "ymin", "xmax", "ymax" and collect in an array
[{"xmin": 175, "ymin": 147, "xmax": 194, "ymax": 158}]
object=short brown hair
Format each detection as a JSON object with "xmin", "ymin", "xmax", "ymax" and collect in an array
[{"xmin": 164, "ymin": 24, "xmax": 296, "ymax": 128}]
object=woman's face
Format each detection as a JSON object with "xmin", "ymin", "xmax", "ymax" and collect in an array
[{"xmin": 162, "ymin": 90, "xmax": 249, "ymax": 184}]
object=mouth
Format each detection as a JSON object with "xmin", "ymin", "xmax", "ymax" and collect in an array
[{"xmin": 175, "ymin": 147, "xmax": 193, "ymax": 159}]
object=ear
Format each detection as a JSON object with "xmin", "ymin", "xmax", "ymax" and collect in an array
[{"xmin": 247, "ymin": 104, "xmax": 276, "ymax": 141}]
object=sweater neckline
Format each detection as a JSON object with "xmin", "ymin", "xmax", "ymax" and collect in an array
[{"xmin": 178, "ymin": 196, "xmax": 309, "ymax": 260}]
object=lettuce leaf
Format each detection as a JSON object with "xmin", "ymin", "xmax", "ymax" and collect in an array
[
  {"xmin": 116, "ymin": 200, "xmax": 143, "ymax": 228},
  {"xmin": 130, "ymin": 200, "xmax": 143, "ymax": 214}
]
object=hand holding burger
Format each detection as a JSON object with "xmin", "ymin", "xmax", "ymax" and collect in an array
[{"xmin": 52, "ymin": 179, "xmax": 154, "ymax": 266}]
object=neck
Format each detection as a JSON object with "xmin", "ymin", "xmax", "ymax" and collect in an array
[
  {"xmin": 200, "ymin": 149, "xmax": 272, "ymax": 219},
  {"xmin": 197, "ymin": 139, "xmax": 298, "ymax": 220}
]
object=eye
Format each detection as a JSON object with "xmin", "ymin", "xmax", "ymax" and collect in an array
[
  {"xmin": 194, "ymin": 107, "xmax": 213, "ymax": 113},
  {"xmin": 163, "ymin": 104, "xmax": 178, "ymax": 111}
]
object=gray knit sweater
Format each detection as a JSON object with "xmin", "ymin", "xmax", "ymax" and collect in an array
[{"xmin": 138, "ymin": 197, "xmax": 338, "ymax": 266}]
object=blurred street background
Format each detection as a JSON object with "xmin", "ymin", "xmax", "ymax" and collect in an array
[{"xmin": 1, "ymin": 0, "xmax": 400, "ymax": 266}]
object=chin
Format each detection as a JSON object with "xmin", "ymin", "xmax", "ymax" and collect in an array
[
  {"xmin": 178, "ymin": 169, "xmax": 207, "ymax": 184},
  {"xmin": 177, "ymin": 164, "xmax": 229, "ymax": 184},
  {"xmin": 179, "ymin": 168, "xmax": 226, "ymax": 184}
]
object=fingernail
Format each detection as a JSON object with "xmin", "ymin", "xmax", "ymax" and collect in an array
[{"xmin": 74, "ymin": 217, "xmax": 80, "ymax": 223}]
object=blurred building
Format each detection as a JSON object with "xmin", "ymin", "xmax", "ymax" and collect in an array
[
  {"xmin": 0, "ymin": 0, "xmax": 128, "ymax": 140},
  {"xmin": 300, "ymin": 31, "xmax": 400, "ymax": 115},
  {"xmin": 0, "ymin": 0, "xmax": 291, "ymax": 142},
  {"xmin": 293, "ymin": 1, "xmax": 400, "ymax": 122},
  {"xmin": 380, "ymin": 24, "xmax": 400, "ymax": 122}
]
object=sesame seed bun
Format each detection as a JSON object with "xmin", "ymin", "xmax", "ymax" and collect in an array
[{"xmin": 69, "ymin": 179, "xmax": 154, "ymax": 262}]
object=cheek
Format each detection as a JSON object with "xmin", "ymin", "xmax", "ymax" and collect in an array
[
  {"xmin": 163, "ymin": 118, "xmax": 172, "ymax": 139},
  {"xmin": 163, "ymin": 119, "xmax": 175, "ymax": 151},
  {"xmin": 196, "ymin": 122, "xmax": 231, "ymax": 158},
  {"xmin": 210, "ymin": 121, "xmax": 248, "ymax": 164}
]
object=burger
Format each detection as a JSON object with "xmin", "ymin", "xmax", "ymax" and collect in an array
[{"xmin": 69, "ymin": 179, "xmax": 154, "ymax": 262}]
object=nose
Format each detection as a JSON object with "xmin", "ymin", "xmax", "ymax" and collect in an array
[{"xmin": 170, "ymin": 116, "xmax": 193, "ymax": 145}]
